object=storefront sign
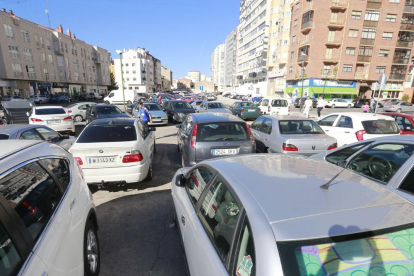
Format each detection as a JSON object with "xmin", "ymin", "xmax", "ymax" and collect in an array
[
  {"xmin": 52, "ymin": 83, "xmax": 68, "ymax": 88},
  {"xmin": 0, "ymin": 79, "xmax": 17, "ymax": 87},
  {"xmin": 37, "ymin": 82, "xmax": 51, "ymax": 87},
  {"xmin": 287, "ymin": 78, "xmax": 357, "ymax": 88}
]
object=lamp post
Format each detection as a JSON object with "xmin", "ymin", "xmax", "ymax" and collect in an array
[{"xmin": 116, "ymin": 50, "xmax": 127, "ymax": 112}]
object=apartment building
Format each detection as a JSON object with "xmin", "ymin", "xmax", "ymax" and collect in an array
[
  {"xmin": 211, "ymin": 44, "xmax": 225, "ymax": 92},
  {"xmin": 0, "ymin": 9, "xmax": 111, "ymax": 98},
  {"xmin": 161, "ymin": 65, "xmax": 173, "ymax": 91},
  {"xmin": 113, "ymin": 48, "xmax": 161, "ymax": 93},
  {"xmin": 236, "ymin": 0, "xmax": 272, "ymax": 96},
  {"xmin": 188, "ymin": 70, "xmax": 201, "ymax": 82},
  {"xmin": 224, "ymin": 28, "xmax": 238, "ymax": 92},
  {"xmin": 267, "ymin": 0, "xmax": 292, "ymax": 97},
  {"xmin": 286, "ymin": 0, "xmax": 414, "ymax": 101}
]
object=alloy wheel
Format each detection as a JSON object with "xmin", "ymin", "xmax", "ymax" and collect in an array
[
  {"xmin": 74, "ymin": 115, "xmax": 83, "ymax": 122},
  {"xmin": 87, "ymin": 229, "xmax": 99, "ymax": 273}
]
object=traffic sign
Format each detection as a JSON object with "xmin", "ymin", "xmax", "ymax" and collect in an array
[
  {"xmin": 379, "ymin": 74, "xmax": 388, "ymax": 85},
  {"xmin": 199, "ymin": 86, "xmax": 203, "ymax": 91}
]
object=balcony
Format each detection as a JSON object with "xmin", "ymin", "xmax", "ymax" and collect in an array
[
  {"xmin": 363, "ymin": 20, "xmax": 378, "ymax": 27},
  {"xmin": 327, "ymin": 19, "xmax": 345, "ymax": 28},
  {"xmin": 13, "ymin": 72, "xmax": 23, "ymax": 77},
  {"xmin": 330, "ymin": 0, "xmax": 347, "ymax": 10},
  {"xmin": 360, "ymin": 38, "xmax": 375, "ymax": 45},
  {"xmin": 400, "ymin": 22, "xmax": 414, "ymax": 31},
  {"xmin": 357, "ymin": 55, "xmax": 372, "ymax": 62},
  {"xmin": 54, "ymin": 48, "xmax": 64, "ymax": 55},
  {"xmin": 301, "ymin": 20, "xmax": 313, "ymax": 32},
  {"xmin": 396, "ymin": 40, "xmax": 414, "ymax": 47},
  {"xmin": 323, "ymin": 57, "xmax": 339, "ymax": 63},
  {"xmin": 367, "ymin": 0, "xmax": 382, "ymax": 9},
  {"xmin": 389, "ymin": 73, "xmax": 406, "ymax": 80},
  {"xmin": 404, "ymin": 5, "xmax": 414, "ymax": 12},
  {"xmin": 354, "ymin": 72, "xmax": 368, "ymax": 79},
  {"xmin": 299, "ymin": 40, "xmax": 310, "ymax": 47},
  {"xmin": 297, "ymin": 55, "xmax": 309, "ymax": 63},
  {"xmin": 325, "ymin": 38, "xmax": 342, "ymax": 46},
  {"xmin": 92, "ymin": 57, "xmax": 100, "ymax": 63},
  {"xmin": 392, "ymin": 57, "xmax": 410, "ymax": 64}
]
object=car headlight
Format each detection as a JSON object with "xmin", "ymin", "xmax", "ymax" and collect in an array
[
  {"xmin": 162, "ymin": 116, "xmax": 168, "ymax": 119},
  {"xmin": 177, "ymin": 113, "xmax": 185, "ymax": 117}
]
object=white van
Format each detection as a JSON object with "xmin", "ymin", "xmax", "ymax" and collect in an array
[
  {"xmin": 104, "ymin": 90, "xmax": 136, "ymax": 105},
  {"xmin": 259, "ymin": 97, "xmax": 290, "ymax": 115}
]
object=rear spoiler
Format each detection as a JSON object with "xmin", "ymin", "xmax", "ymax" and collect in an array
[{"xmin": 1, "ymin": 101, "xmax": 34, "ymax": 124}]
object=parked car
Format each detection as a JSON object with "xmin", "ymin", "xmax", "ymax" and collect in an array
[
  {"xmin": 229, "ymin": 93, "xmax": 238, "ymax": 99},
  {"xmin": 222, "ymin": 91, "xmax": 231, "ymax": 97},
  {"xmin": 352, "ymin": 98, "xmax": 370, "ymax": 108},
  {"xmin": 171, "ymin": 152, "xmax": 414, "ymax": 276},
  {"xmin": 177, "ymin": 113, "xmax": 255, "ymax": 167},
  {"xmin": 378, "ymin": 97, "xmax": 399, "ymax": 107},
  {"xmin": 70, "ymin": 118, "xmax": 155, "ymax": 187},
  {"xmin": 132, "ymin": 101, "xmax": 168, "ymax": 125},
  {"xmin": 86, "ymin": 92, "xmax": 102, "ymax": 100},
  {"xmin": 229, "ymin": 101, "xmax": 262, "ymax": 120},
  {"xmin": 183, "ymin": 96, "xmax": 198, "ymax": 102},
  {"xmin": 378, "ymin": 112, "xmax": 414, "ymax": 134},
  {"xmin": 51, "ymin": 94, "xmax": 72, "ymax": 103},
  {"xmin": 162, "ymin": 100, "xmax": 195, "ymax": 123},
  {"xmin": 325, "ymin": 98, "xmax": 354, "ymax": 108},
  {"xmin": 66, "ymin": 102, "xmax": 97, "ymax": 122},
  {"xmin": 32, "ymin": 94, "xmax": 50, "ymax": 104},
  {"xmin": 0, "ymin": 140, "xmax": 100, "ymax": 276},
  {"xmin": 136, "ymin": 92, "xmax": 150, "ymax": 102},
  {"xmin": 206, "ymin": 93, "xmax": 217, "ymax": 101},
  {"xmin": 127, "ymin": 102, "xmax": 138, "ymax": 114},
  {"xmin": 104, "ymin": 90, "xmax": 135, "ymax": 105},
  {"xmin": 383, "ymin": 98, "xmax": 400, "ymax": 108},
  {"xmin": 197, "ymin": 101, "xmax": 232, "ymax": 114},
  {"xmin": 318, "ymin": 112, "xmax": 400, "ymax": 147},
  {"xmin": 383, "ymin": 101, "xmax": 414, "ymax": 113},
  {"xmin": 258, "ymin": 97, "xmax": 290, "ymax": 115},
  {"xmin": 1, "ymin": 95, "xmax": 23, "ymax": 101},
  {"xmin": 294, "ymin": 97, "xmax": 317, "ymax": 108},
  {"xmin": 85, "ymin": 104, "xmax": 129, "ymax": 124},
  {"xmin": 27, "ymin": 106, "xmax": 75, "ymax": 135},
  {"xmin": 189, "ymin": 100, "xmax": 204, "ymax": 109},
  {"xmin": 251, "ymin": 115, "xmax": 337, "ymax": 154}
]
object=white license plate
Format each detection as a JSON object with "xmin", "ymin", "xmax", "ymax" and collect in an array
[
  {"xmin": 248, "ymin": 109, "xmax": 255, "ymax": 112},
  {"xmin": 88, "ymin": 157, "xmax": 116, "ymax": 164},
  {"xmin": 213, "ymin": 149, "xmax": 238, "ymax": 156},
  {"xmin": 47, "ymin": 120, "xmax": 61, "ymax": 124}
]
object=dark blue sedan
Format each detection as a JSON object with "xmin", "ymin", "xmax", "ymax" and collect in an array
[{"xmin": 85, "ymin": 105, "xmax": 129, "ymax": 124}]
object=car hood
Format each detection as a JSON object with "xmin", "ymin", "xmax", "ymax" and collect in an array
[
  {"xmin": 96, "ymin": 113, "xmax": 129, "ymax": 119},
  {"xmin": 149, "ymin": 110, "xmax": 167, "ymax": 117},
  {"xmin": 172, "ymin": 108, "xmax": 195, "ymax": 113}
]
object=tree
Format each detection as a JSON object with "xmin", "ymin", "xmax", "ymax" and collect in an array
[
  {"xmin": 402, "ymin": 94, "xmax": 410, "ymax": 102},
  {"xmin": 108, "ymin": 72, "xmax": 119, "ymax": 91}
]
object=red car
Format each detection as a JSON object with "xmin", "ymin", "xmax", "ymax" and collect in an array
[
  {"xmin": 378, "ymin": 112, "xmax": 414, "ymax": 134},
  {"xmin": 182, "ymin": 96, "xmax": 197, "ymax": 102}
]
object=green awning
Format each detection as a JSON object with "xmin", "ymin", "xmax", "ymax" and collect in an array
[{"xmin": 285, "ymin": 86, "xmax": 358, "ymax": 95}]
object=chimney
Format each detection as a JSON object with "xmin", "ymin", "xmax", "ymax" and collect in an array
[
  {"xmin": 8, "ymin": 10, "xmax": 14, "ymax": 15},
  {"xmin": 66, "ymin": 29, "xmax": 71, "ymax": 37},
  {"xmin": 57, "ymin": 25, "xmax": 63, "ymax": 34}
]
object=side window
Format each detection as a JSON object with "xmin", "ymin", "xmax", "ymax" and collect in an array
[
  {"xmin": 233, "ymin": 218, "xmax": 255, "ymax": 276},
  {"xmin": 260, "ymin": 118, "xmax": 273, "ymax": 134},
  {"xmin": 19, "ymin": 129, "xmax": 43, "ymax": 140},
  {"xmin": 260, "ymin": 99, "xmax": 268, "ymax": 106},
  {"xmin": 399, "ymin": 165, "xmax": 414, "ymax": 194},
  {"xmin": 0, "ymin": 222, "xmax": 22, "ymax": 276},
  {"xmin": 138, "ymin": 121, "xmax": 148, "ymax": 139},
  {"xmin": 326, "ymin": 142, "xmax": 371, "ymax": 165},
  {"xmin": 318, "ymin": 115, "xmax": 338, "ymax": 126},
  {"xmin": 185, "ymin": 117, "xmax": 193, "ymax": 136},
  {"xmin": 198, "ymin": 177, "xmax": 241, "ymax": 262},
  {"xmin": 180, "ymin": 117, "xmax": 188, "ymax": 133},
  {"xmin": 40, "ymin": 158, "xmax": 70, "ymax": 190},
  {"xmin": 0, "ymin": 162, "xmax": 63, "ymax": 240},
  {"xmin": 395, "ymin": 116, "xmax": 412, "ymax": 130},
  {"xmin": 185, "ymin": 168, "xmax": 214, "ymax": 206},
  {"xmin": 36, "ymin": 127, "xmax": 60, "ymax": 143},
  {"xmin": 336, "ymin": 116, "xmax": 353, "ymax": 128},
  {"xmin": 251, "ymin": 117, "xmax": 265, "ymax": 130}
]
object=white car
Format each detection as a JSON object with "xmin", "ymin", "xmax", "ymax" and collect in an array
[
  {"xmin": 28, "ymin": 106, "xmax": 75, "ymax": 135},
  {"xmin": 66, "ymin": 102, "xmax": 97, "ymax": 123},
  {"xmin": 325, "ymin": 98, "xmax": 354, "ymax": 108},
  {"xmin": 318, "ymin": 112, "xmax": 400, "ymax": 147},
  {"xmin": 0, "ymin": 140, "xmax": 99, "ymax": 276},
  {"xmin": 31, "ymin": 94, "xmax": 50, "ymax": 104},
  {"xmin": 70, "ymin": 118, "xmax": 155, "ymax": 187},
  {"xmin": 258, "ymin": 97, "xmax": 290, "ymax": 115}
]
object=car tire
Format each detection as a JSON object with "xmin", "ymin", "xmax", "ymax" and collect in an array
[
  {"xmin": 84, "ymin": 220, "xmax": 100, "ymax": 276},
  {"xmin": 74, "ymin": 115, "xmax": 83, "ymax": 122},
  {"xmin": 331, "ymin": 104, "xmax": 335, "ymax": 108},
  {"xmin": 397, "ymin": 108, "xmax": 402, "ymax": 113},
  {"xmin": 347, "ymin": 104, "xmax": 351, "ymax": 108}
]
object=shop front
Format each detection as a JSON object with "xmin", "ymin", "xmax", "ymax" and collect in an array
[
  {"xmin": 34, "ymin": 82, "xmax": 52, "ymax": 96},
  {"xmin": 0, "ymin": 79, "xmax": 17, "ymax": 97},
  {"xmin": 370, "ymin": 83, "xmax": 403, "ymax": 99},
  {"xmin": 52, "ymin": 83, "xmax": 69, "ymax": 95},
  {"xmin": 69, "ymin": 84, "xmax": 82, "ymax": 98}
]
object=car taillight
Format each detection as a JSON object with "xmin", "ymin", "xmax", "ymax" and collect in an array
[
  {"xmin": 245, "ymin": 123, "xmax": 255, "ymax": 146},
  {"xmin": 68, "ymin": 109, "xmax": 72, "ymax": 113},
  {"xmin": 241, "ymin": 108, "xmax": 245, "ymax": 113},
  {"xmin": 191, "ymin": 124, "xmax": 198, "ymax": 149},
  {"xmin": 258, "ymin": 108, "xmax": 261, "ymax": 113},
  {"xmin": 268, "ymin": 106, "xmax": 271, "ymax": 113},
  {"xmin": 122, "ymin": 150, "xmax": 143, "ymax": 163},
  {"xmin": 327, "ymin": 143, "xmax": 337, "ymax": 150},
  {"xmin": 282, "ymin": 143, "xmax": 298, "ymax": 151},
  {"xmin": 355, "ymin": 130, "xmax": 366, "ymax": 141},
  {"xmin": 22, "ymin": 201, "xmax": 35, "ymax": 214},
  {"xmin": 63, "ymin": 116, "xmax": 72, "ymax": 121},
  {"xmin": 30, "ymin": 118, "xmax": 43, "ymax": 122},
  {"xmin": 74, "ymin": 157, "xmax": 83, "ymax": 165}
]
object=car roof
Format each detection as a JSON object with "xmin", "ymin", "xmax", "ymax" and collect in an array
[
  {"xmin": 0, "ymin": 140, "xmax": 42, "ymax": 160},
  {"xmin": 168, "ymin": 100, "xmax": 187, "ymax": 103},
  {"xmin": 95, "ymin": 104, "xmax": 118, "ymax": 108},
  {"xmin": 191, "ymin": 113, "xmax": 244, "ymax": 123},
  {"xmin": 205, "ymin": 154, "xmax": 414, "ymax": 241},
  {"xmin": 34, "ymin": 106, "xmax": 65, "ymax": 109},
  {"xmin": 325, "ymin": 112, "xmax": 395, "ymax": 120},
  {"xmin": 378, "ymin": 112, "xmax": 414, "ymax": 118},
  {"xmin": 89, "ymin": 118, "xmax": 136, "ymax": 125},
  {"xmin": 260, "ymin": 115, "xmax": 314, "ymax": 121},
  {"xmin": 0, "ymin": 124, "xmax": 41, "ymax": 134}
]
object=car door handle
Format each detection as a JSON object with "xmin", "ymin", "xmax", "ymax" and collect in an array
[
  {"xmin": 70, "ymin": 198, "xmax": 77, "ymax": 212},
  {"xmin": 181, "ymin": 215, "xmax": 186, "ymax": 225}
]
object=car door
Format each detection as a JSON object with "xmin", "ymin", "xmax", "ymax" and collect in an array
[
  {"xmin": 334, "ymin": 115, "xmax": 354, "ymax": 146},
  {"xmin": 137, "ymin": 120, "xmax": 154, "ymax": 170},
  {"xmin": 318, "ymin": 115, "xmax": 339, "ymax": 136},
  {"xmin": 258, "ymin": 118, "xmax": 273, "ymax": 152},
  {"xmin": 250, "ymin": 117, "xmax": 266, "ymax": 152},
  {"xmin": 402, "ymin": 102, "xmax": 414, "ymax": 112},
  {"xmin": 229, "ymin": 103, "xmax": 238, "ymax": 115}
]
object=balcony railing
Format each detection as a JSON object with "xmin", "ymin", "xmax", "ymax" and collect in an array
[
  {"xmin": 389, "ymin": 73, "xmax": 406, "ymax": 80},
  {"xmin": 27, "ymin": 73, "xmax": 36, "ymax": 78},
  {"xmin": 396, "ymin": 40, "xmax": 414, "ymax": 47},
  {"xmin": 323, "ymin": 57, "xmax": 339, "ymax": 63},
  {"xmin": 301, "ymin": 20, "xmax": 313, "ymax": 31},
  {"xmin": 327, "ymin": 19, "xmax": 345, "ymax": 27},
  {"xmin": 357, "ymin": 55, "xmax": 372, "ymax": 62},
  {"xmin": 363, "ymin": 20, "xmax": 378, "ymax": 27},
  {"xmin": 360, "ymin": 38, "xmax": 375, "ymax": 45},
  {"xmin": 325, "ymin": 38, "xmax": 342, "ymax": 45},
  {"xmin": 297, "ymin": 55, "xmax": 309, "ymax": 63},
  {"xmin": 392, "ymin": 57, "xmax": 410, "ymax": 64},
  {"xmin": 354, "ymin": 72, "xmax": 368, "ymax": 79},
  {"xmin": 367, "ymin": 0, "xmax": 382, "ymax": 9},
  {"xmin": 404, "ymin": 5, "xmax": 414, "ymax": 12},
  {"xmin": 400, "ymin": 22, "xmax": 414, "ymax": 31},
  {"xmin": 330, "ymin": 0, "xmax": 348, "ymax": 9}
]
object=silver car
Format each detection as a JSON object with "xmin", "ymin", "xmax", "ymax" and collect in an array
[
  {"xmin": 383, "ymin": 101, "xmax": 414, "ymax": 113},
  {"xmin": 172, "ymin": 153, "xmax": 414, "ymax": 276},
  {"xmin": 132, "ymin": 101, "xmax": 168, "ymax": 125},
  {"xmin": 197, "ymin": 101, "xmax": 232, "ymax": 114},
  {"xmin": 66, "ymin": 102, "xmax": 97, "ymax": 122},
  {"xmin": 177, "ymin": 113, "xmax": 256, "ymax": 167},
  {"xmin": 251, "ymin": 115, "xmax": 337, "ymax": 155}
]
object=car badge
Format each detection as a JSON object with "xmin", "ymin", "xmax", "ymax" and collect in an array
[
  {"xmin": 312, "ymin": 145, "xmax": 315, "ymax": 150},
  {"xmin": 99, "ymin": 150, "xmax": 104, "ymax": 153},
  {"xmin": 221, "ymin": 142, "xmax": 229, "ymax": 146}
]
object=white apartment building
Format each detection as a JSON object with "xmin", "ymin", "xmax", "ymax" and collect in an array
[
  {"xmin": 113, "ymin": 48, "xmax": 161, "ymax": 93},
  {"xmin": 188, "ymin": 70, "xmax": 201, "ymax": 83},
  {"xmin": 0, "ymin": 9, "xmax": 111, "ymax": 98},
  {"xmin": 236, "ymin": 0, "xmax": 272, "ymax": 96},
  {"xmin": 211, "ymin": 44, "xmax": 225, "ymax": 92},
  {"xmin": 224, "ymin": 28, "xmax": 238, "ymax": 93}
]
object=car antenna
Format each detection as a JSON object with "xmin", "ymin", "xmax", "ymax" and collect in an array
[{"xmin": 320, "ymin": 161, "xmax": 348, "ymax": 190}]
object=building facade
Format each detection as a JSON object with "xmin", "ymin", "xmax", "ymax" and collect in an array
[
  {"xmin": 0, "ymin": 9, "xmax": 111, "ymax": 98},
  {"xmin": 177, "ymin": 77, "xmax": 194, "ymax": 89},
  {"xmin": 211, "ymin": 44, "xmax": 225, "ymax": 92},
  {"xmin": 161, "ymin": 65, "xmax": 173, "ymax": 91},
  {"xmin": 113, "ymin": 48, "xmax": 161, "ymax": 93},
  {"xmin": 286, "ymin": 0, "xmax": 414, "ymax": 101},
  {"xmin": 224, "ymin": 28, "xmax": 238, "ymax": 92},
  {"xmin": 188, "ymin": 70, "xmax": 201, "ymax": 82}
]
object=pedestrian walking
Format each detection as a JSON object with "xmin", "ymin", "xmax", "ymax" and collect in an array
[
  {"xmin": 138, "ymin": 102, "xmax": 152, "ymax": 127},
  {"xmin": 370, "ymin": 100, "xmax": 376, "ymax": 113},
  {"xmin": 362, "ymin": 102, "xmax": 369, "ymax": 113},
  {"xmin": 303, "ymin": 97, "xmax": 313, "ymax": 118},
  {"xmin": 157, "ymin": 95, "xmax": 162, "ymax": 104},
  {"xmin": 316, "ymin": 96, "xmax": 326, "ymax": 120}
]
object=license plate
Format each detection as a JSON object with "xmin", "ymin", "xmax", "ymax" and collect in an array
[
  {"xmin": 248, "ymin": 109, "xmax": 255, "ymax": 112},
  {"xmin": 47, "ymin": 120, "xmax": 61, "ymax": 124},
  {"xmin": 213, "ymin": 149, "xmax": 238, "ymax": 156},
  {"xmin": 88, "ymin": 157, "xmax": 116, "ymax": 164}
]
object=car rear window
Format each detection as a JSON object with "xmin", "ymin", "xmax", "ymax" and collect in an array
[
  {"xmin": 279, "ymin": 120, "xmax": 324, "ymax": 134},
  {"xmin": 144, "ymin": 104, "xmax": 160, "ymax": 111},
  {"xmin": 362, "ymin": 120, "xmax": 400, "ymax": 134},
  {"xmin": 208, "ymin": 103, "xmax": 224, "ymax": 109},
  {"xmin": 95, "ymin": 106, "xmax": 122, "ymax": 115},
  {"xmin": 197, "ymin": 122, "xmax": 249, "ymax": 142},
  {"xmin": 35, "ymin": 108, "xmax": 66, "ymax": 115},
  {"xmin": 77, "ymin": 125, "xmax": 137, "ymax": 143},
  {"xmin": 172, "ymin": 102, "xmax": 192, "ymax": 109},
  {"xmin": 240, "ymin": 102, "xmax": 256, "ymax": 107},
  {"xmin": 271, "ymin": 99, "xmax": 288, "ymax": 107}
]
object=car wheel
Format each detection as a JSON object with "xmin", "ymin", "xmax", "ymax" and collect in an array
[
  {"xmin": 84, "ymin": 220, "xmax": 100, "ymax": 276},
  {"xmin": 347, "ymin": 104, "xmax": 351, "ymax": 109},
  {"xmin": 74, "ymin": 115, "xmax": 83, "ymax": 122},
  {"xmin": 397, "ymin": 108, "xmax": 402, "ymax": 113},
  {"xmin": 331, "ymin": 104, "xmax": 335, "ymax": 108}
]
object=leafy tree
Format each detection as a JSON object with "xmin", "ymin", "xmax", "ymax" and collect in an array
[{"xmin": 108, "ymin": 72, "xmax": 119, "ymax": 91}]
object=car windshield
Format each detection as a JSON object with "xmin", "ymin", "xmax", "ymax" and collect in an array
[
  {"xmin": 172, "ymin": 102, "xmax": 192, "ymax": 109},
  {"xmin": 77, "ymin": 125, "xmax": 137, "ymax": 143},
  {"xmin": 144, "ymin": 104, "xmax": 161, "ymax": 111},
  {"xmin": 239, "ymin": 102, "xmax": 256, "ymax": 107},
  {"xmin": 279, "ymin": 120, "xmax": 325, "ymax": 134},
  {"xmin": 197, "ymin": 122, "xmax": 249, "ymax": 141},
  {"xmin": 208, "ymin": 103, "xmax": 224, "ymax": 109},
  {"xmin": 95, "ymin": 106, "xmax": 123, "ymax": 115},
  {"xmin": 277, "ymin": 223, "xmax": 414, "ymax": 276},
  {"xmin": 362, "ymin": 120, "xmax": 400, "ymax": 134},
  {"xmin": 35, "ymin": 108, "xmax": 66, "ymax": 115}
]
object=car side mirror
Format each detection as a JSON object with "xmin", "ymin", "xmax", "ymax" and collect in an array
[
  {"xmin": 176, "ymin": 124, "xmax": 181, "ymax": 128},
  {"xmin": 149, "ymin": 126, "xmax": 156, "ymax": 132},
  {"xmin": 175, "ymin": 174, "xmax": 186, "ymax": 187}
]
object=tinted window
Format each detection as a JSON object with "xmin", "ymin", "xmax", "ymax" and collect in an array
[
  {"xmin": 19, "ymin": 129, "xmax": 43, "ymax": 140},
  {"xmin": 362, "ymin": 120, "xmax": 400, "ymax": 134},
  {"xmin": 185, "ymin": 168, "xmax": 214, "ymax": 206},
  {"xmin": 0, "ymin": 162, "xmax": 63, "ymax": 240},
  {"xmin": 208, "ymin": 103, "xmax": 224, "ymax": 109},
  {"xmin": 233, "ymin": 218, "xmax": 255, "ymax": 276},
  {"xmin": 95, "ymin": 106, "xmax": 122, "ymax": 115},
  {"xmin": 318, "ymin": 115, "xmax": 338, "ymax": 126},
  {"xmin": 336, "ymin": 116, "xmax": 353, "ymax": 128},
  {"xmin": 0, "ymin": 223, "xmax": 22, "ymax": 276},
  {"xmin": 325, "ymin": 142, "xmax": 371, "ymax": 165},
  {"xmin": 198, "ymin": 177, "xmax": 240, "ymax": 262},
  {"xmin": 197, "ymin": 123, "xmax": 249, "ymax": 142},
  {"xmin": 271, "ymin": 99, "xmax": 288, "ymax": 107},
  {"xmin": 40, "ymin": 158, "xmax": 70, "ymax": 190},
  {"xmin": 279, "ymin": 120, "xmax": 324, "ymax": 134},
  {"xmin": 36, "ymin": 127, "xmax": 61, "ymax": 143},
  {"xmin": 251, "ymin": 117, "xmax": 265, "ymax": 130},
  {"xmin": 77, "ymin": 124, "xmax": 137, "ymax": 143},
  {"xmin": 399, "ymin": 165, "xmax": 414, "ymax": 194},
  {"xmin": 394, "ymin": 116, "xmax": 412, "ymax": 130},
  {"xmin": 144, "ymin": 104, "xmax": 160, "ymax": 111},
  {"xmin": 35, "ymin": 108, "xmax": 66, "ymax": 115},
  {"xmin": 260, "ymin": 118, "xmax": 273, "ymax": 134},
  {"xmin": 172, "ymin": 102, "xmax": 191, "ymax": 109},
  {"xmin": 239, "ymin": 102, "xmax": 255, "ymax": 107}
]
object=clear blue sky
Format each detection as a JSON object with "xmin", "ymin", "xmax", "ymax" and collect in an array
[{"xmin": 4, "ymin": 0, "xmax": 240, "ymax": 80}]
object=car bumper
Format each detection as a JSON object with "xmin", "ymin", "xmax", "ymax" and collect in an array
[
  {"xmin": 149, "ymin": 119, "xmax": 168, "ymax": 125},
  {"xmin": 30, "ymin": 122, "xmax": 75, "ymax": 132},
  {"xmin": 241, "ymin": 113, "xmax": 261, "ymax": 119}
]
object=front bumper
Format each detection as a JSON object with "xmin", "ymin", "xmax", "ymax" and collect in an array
[{"xmin": 149, "ymin": 119, "xmax": 168, "ymax": 125}]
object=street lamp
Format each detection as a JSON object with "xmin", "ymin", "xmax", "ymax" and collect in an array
[{"xmin": 116, "ymin": 50, "xmax": 127, "ymax": 112}]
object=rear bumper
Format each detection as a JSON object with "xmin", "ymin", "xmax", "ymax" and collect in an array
[
  {"xmin": 31, "ymin": 122, "xmax": 75, "ymax": 132},
  {"xmin": 241, "ymin": 113, "xmax": 261, "ymax": 119}
]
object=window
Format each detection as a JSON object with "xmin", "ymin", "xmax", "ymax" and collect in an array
[
  {"xmin": 233, "ymin": 218, "xmax": 256, "ymax": 276},
  {"xmin": 40, "ymin": 158, "xmax": 70, "ymax": 190},
  {"xmin": 0, "ymin": 222, "xmax": 22, "ymax": 276},
  {"xmin": 294, "ymin": 19, "xmax": 298, "ymax": 26},
  {"xmin": 19, "ymin": 129, "xmax": 43, "ymax": 140},
  {"xmin": 342, "ymin": 64, "xmax": 353, "ymax": 72},
  {"xmin": 0, "ymin": 161, "xmax": 63, "ymax": 240},
  {"xmin": 319, "ymin": 115, "xmax": 338, "ymax": 126},
  {"xmin": 8, "ymin": 45, "xmax": 20, "ymax": 59},
  {"xmin": 40, "ymin": 36, "xmax": 44, "ymax": 47},
  {"xmin": 386, "ymin": 14, "xmax": 397, "ymax": 22},
  {"xmin": 390, "ymin": 0, "xmax": 400, "ymax": 2},
  {"xmin": 48, "ymin": 54, "xmax": 53, "ymax": 64},
  {"xmin": 26, "ymin": 65, "xmax": 36, "ymax": 78},
  {"xmin": 41, "ymin": 53, "xmax": 46, "ymax": 63},
  {"xmin": 57, "ymin": 56, "xmax": 65, "ymax": 67},
  {"xmin": 323, "ymin": 65, "xmax": 331, "ymax": 74},
  {"xmin": 290, "ymin": 51, "xmax": 295, "ymax": 59},
  {"xmin": 296, "ymin": 2, "xmax": 300, "ymax": 9},
  {"xmin": 399, "ymin": 166, "xmax": 414, "ymax": 194},
  {"xmin": 20, "ymin": 31, "xmax": 30, "ymax": 44},
  {"xmin": 3, "ymin": 24, "xmax": 14, "ymax": 38},
  {"xmin": 376, "ymin": 66, "xmax": 386, "ymax": 73},
  {"xmin": 198, "ymin": 177, "xmax": 240, "ymax": 262},
  {"xmin": 379, "ymin": 49, "xmax": 389, "ymax": 57},
  {"xmin": 260, "ymin": 118, "xmax": 273, "ymax": 134},
  {"xmin": 35, "ymin": 34, "xmax": 39, "ymax": 45},
  {"xmin": 132, "ymin": 63, "xmax": 135, "ymax": 66},
  {"xmin": 23, "ymin": 48, "xmax": 33, "ymax": 61},
  {"xmin": 289, "ymin": 66, "xmax": 293, "ymax": 73},
  {"xmin": 362, "ymin": 28, "xmax": 376, "ymax": 39},
  {"xmin": 359, "ymin": 46, "xmax": 373, "ymax": 56},
  {"xmin": 46, "ymin": 39, "xmax": 51, "ymax": 50},
  {"xmin": 351, "ymin": 11, "xmax": 362, "ymax": 19},
  {"xmin": 365, "ymin": 10, "xmax": 380, "ymax": 21},
  {"xmin": 12, "ymin": 63, "xmax": 23, "ymax": 77},
  {"xmin": 349, "ymin": 29, "xmax": 358, "ymax": 37},
  {"xmin": 383, "ymin": 32, "xmax": 393, "ymax": 40},
  {"xmin": 337, "ymin": 116, "xmax": 353, "ymax": 128},
  {"xmin": 184, "ymin": 167, "xmax": 214, "ymax": 206},
  {"xmin": 325, "ymin": 142, "xmax": 372, "ymax": 165},
  {"xmin": 292, "ymin": 35, "xmax": 296, "ymax": 43},
  {"xmin": 346, "ymin": 47, "xmax": 355, "ymax": 55},
  {"xmin": 251, "ymin": 117, "xmax": 265, "ymax": 130}
]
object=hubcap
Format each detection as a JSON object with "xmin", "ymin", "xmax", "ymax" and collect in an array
[
  {"xmin": 87, "ymin": 229, "xmax": 98, "ymax": 273},
  {"xmin": 75, "ymin": 116, "xmax": 82, "ymax": 122}
]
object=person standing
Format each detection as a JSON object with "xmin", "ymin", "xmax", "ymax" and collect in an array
[
  {"xmin": 138, "ymin": 102, "xmax": 152, "ymax": 126},
  {"xmin": 303, "ymin": 97, "xmax": 313, "ymax": 118},
  {"xmin": 316, "ymin": 96, "xmax": 326, "ymax": 120},
  {"xmin": 157, "ymin": 95, "xmax": 162, "ymax": 104},
  {"xmin": 362, "ymin": 102, "xmax": 369, "ymax": 113},
  {"xmin": 370, "ymin": 99, "xmax": 376, "ymax": 113}
]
